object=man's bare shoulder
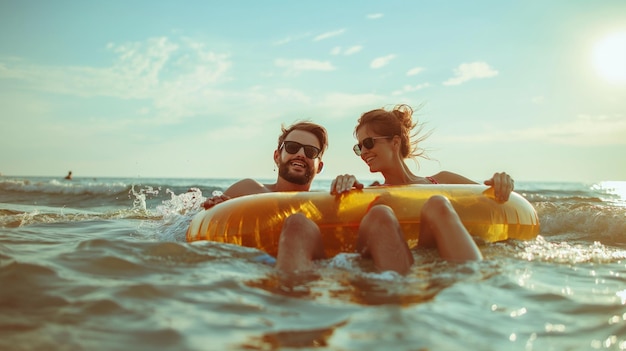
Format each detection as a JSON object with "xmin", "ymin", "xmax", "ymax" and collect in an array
[{"xmin": 224, "ymin": 178, "xmax": 273, "ymax": 198}]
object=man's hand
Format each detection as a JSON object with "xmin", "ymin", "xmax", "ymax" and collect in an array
[{"xmin": 202, "ymin": 194, "xmax": 231, "ymax": 210}]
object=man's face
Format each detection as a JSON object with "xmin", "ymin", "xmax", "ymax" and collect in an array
[{"xmin": 276, "ymin": 130, "xmax": 323, "ymax": 185}]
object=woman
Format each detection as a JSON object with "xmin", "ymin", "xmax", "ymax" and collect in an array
[{"xmin": 330, "ymin": 104, "xmax": 514, "ymax": 274}]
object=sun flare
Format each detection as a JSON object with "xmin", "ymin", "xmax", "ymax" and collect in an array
[{"xmin": 591, "ymin": 31, "xmax": 626, "ymax": 83}]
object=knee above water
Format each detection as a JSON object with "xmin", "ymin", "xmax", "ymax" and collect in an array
[
  {"xmin": 363, "ymin": 204, "xmax": 397, "ymax": 224},
  {"xmin": 284, "ymin": 212, "xmax": 308, "ymax": 226},
  {"xmin": 281, "ymin": 213, "xmax": 320, "ymax": 237},
  {"xmin": 422, "ymin": 195, "xmax": 455, "ymax": 218}
]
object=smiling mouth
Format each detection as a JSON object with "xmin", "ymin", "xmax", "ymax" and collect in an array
[
  {"xmin": 290, "ymin": 159, "xmax": 307, "ymax": 170},
  {"xmin": 365, "ymin": 156, "xmax": 375, "ymax": 165}
]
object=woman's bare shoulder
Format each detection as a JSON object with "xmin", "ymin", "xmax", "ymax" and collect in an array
[{"xmin": 431, "ymin": 171, "xmax": 478, "ymax": 185}]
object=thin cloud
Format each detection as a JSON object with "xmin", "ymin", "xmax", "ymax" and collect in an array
[
  {"xmin": 274, "ymin": 88, "xmax": 313, "ymax": 104},
  {"xmin": 392, "ymin": 83, "xmax": 431, "ymax": 95},
  {"xmin": 370, "ymin": 54, "xmax": 396, "ymax": 69},
  {"xmin": 274, "ymin": 36, "xmax": 294, "ymax": 46},
  {"xmin": 0, "ymin": 36, "xmax": 234, "ymax": 125},
  {"xmin": 272, "ymin": 32, "xmax": 312, "ymax": 46},
  {"xmin": 1, "ymin": 36, "xmax": 231, "ymax": 100},
  {"xmin": 313, "ymin": 29, "xmax": 345, "ymax": 42},
  {"xmin": 438, "ymin": 114, "xmax": 626, "ymax": 145},
  {"xmin": 274, "ymin": 58, "xmax": 336, "ymax": 74},
  {"xmin": 367, "ymin": 13, "xmax": 384, "ymax": 19},
  {"xmin": 0, "ymin": 34, "xmax": 340, "ymax": 130},
  {"xmin": 443, "ymin": 61, "xmax": 498, "ymax": 86},
  {"xmin": 344, "ymin": 46, "xmax": 363, "ymax": 55},
  {"xmin": 331, "ymin": 45, "xmax": 363, "ymax": 56},
  {"xmin": 407, "ymin": 67, "xmax": 425, "ymax": 76}
]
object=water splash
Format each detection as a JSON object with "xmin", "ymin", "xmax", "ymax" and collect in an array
[
  {"xmin": 129, "ymin": 185, "xmax": 161, "ymax": 212},
  {"xmin": 150, "ymin": 188, "xmax": 206, "ymax": 242},
  {"xmin": 155, "ymin": 188, "xmax": 205, "ymax": 217}
]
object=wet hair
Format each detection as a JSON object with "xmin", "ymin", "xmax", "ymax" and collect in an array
[
  {"xmin": 278, "ymin": 121, "xmax": 329, "ymax": 156},
  {"xmin": 354, "ymin": 104, "xmax": 430, "ymax": 159}
]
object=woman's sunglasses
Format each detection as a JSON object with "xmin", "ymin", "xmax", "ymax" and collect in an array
[
  {"xmin": 353, "ymin": 136, "xmax": 392, "ymax": 156},
  {"xmin": 281, "ymin": 141, "xmax": 321, "ymax": 159}
]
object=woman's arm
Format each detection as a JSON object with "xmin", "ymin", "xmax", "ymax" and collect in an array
[{"xmin": 432, "ymin": 171, "xmax": 514, "ymax": 202}]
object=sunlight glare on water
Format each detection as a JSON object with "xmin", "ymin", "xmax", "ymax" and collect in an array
[
  {"xmin": 595, "ymin": 181, "xmax": 626, "ymax": 206},
  {"xmin": 517, "ymin": 236, "xmax": 626, "ymax": 264}
]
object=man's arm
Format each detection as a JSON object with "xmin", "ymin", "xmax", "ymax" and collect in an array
[{"xmin": 203, "ymin": 178, "xmax": 271, "ymax": 210}]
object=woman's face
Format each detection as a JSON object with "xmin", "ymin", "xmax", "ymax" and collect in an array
[{"xmin": 355, "ymin": 125, "xmax": 395, "ymax": 173}]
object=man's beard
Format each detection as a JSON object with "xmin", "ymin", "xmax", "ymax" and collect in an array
[{"xmin": 278, "ymin": 160, "xmax": 312, "ymax": 185}]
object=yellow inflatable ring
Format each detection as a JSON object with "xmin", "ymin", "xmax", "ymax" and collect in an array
[{"xmin": 186, "ymin": 184, "xmax": 540, "ymax": 257}]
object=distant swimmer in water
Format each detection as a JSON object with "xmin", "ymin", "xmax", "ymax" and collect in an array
[{"xmin": 64, "ymin": 171, "xmax": 73, "ymax": 180}]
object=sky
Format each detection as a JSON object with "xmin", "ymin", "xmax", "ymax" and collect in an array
[{"xmin": 1, "ymin": 0, "xmax": 625, "ymax": 183}]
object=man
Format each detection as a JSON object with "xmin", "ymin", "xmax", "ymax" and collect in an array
[{"xmin": 202, "ymin": 121, "xmax": 328, "ymax": 273}]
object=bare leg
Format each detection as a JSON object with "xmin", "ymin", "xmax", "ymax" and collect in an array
[
  {"xmin": 275, "ymin": 213, "xmax": 326, "ymax": 274},
  {"xmin": 356, "ymin": 205, "xmax": 414, "ymax": 274},
  {"xmin": 418, "ymin": 195, "xmax": 483, "ymax": 261}
]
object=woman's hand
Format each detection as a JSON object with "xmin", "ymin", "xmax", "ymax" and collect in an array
[
  {"xmin": 202, "ymin": 194, "xmax": 231, "ymax": 210},
  {"xmin": 484, "ymin": 172, "xmax": 514, "ymax": 202},
  {"xmin": 331, "ymin": 174, "xmax": 364, "ymax": 194}
]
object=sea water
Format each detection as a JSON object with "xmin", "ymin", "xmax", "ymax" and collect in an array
[{"xmin": 1, "ymin": 176, "xmax": 625, "ymax": 350}]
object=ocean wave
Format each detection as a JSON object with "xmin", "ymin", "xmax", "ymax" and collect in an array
[
  {"xmin": 0, "ymin": 210, "xmax": 158, "ymax": 228},
  {"xmin": 519, "ymin": 181, "xmax": 626, "ymax": 207},
  {"xmin": 0, "ymin": 178, "xmax": 130, "ymax": 196},
  {"xmin": 535, "ymin": 201, "xmax": 626, "ymax": 244}
]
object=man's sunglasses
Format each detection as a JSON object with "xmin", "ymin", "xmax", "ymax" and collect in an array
[
  {"xmin": 353, "ymin": 136, "xmax": 392, "ymax": 156},
  {"xmin": 281, "ymin": 141, "xmax": 321, "ymax": 159}
]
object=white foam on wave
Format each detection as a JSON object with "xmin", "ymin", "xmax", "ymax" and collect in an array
[
  {"xmin": 536, "ymin": 202, "xmax": 626, "ymax": 242},
  {"xmin": 594, "ymin": 181, "xmax": 626, "ymax": 206},
  {"xmin": 516, "ymin": 235, "xmax": 626, "ymax": 264},
  {"xmin": 0, "ymin": 178, "xmax": 129, "ymax": 195}
]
